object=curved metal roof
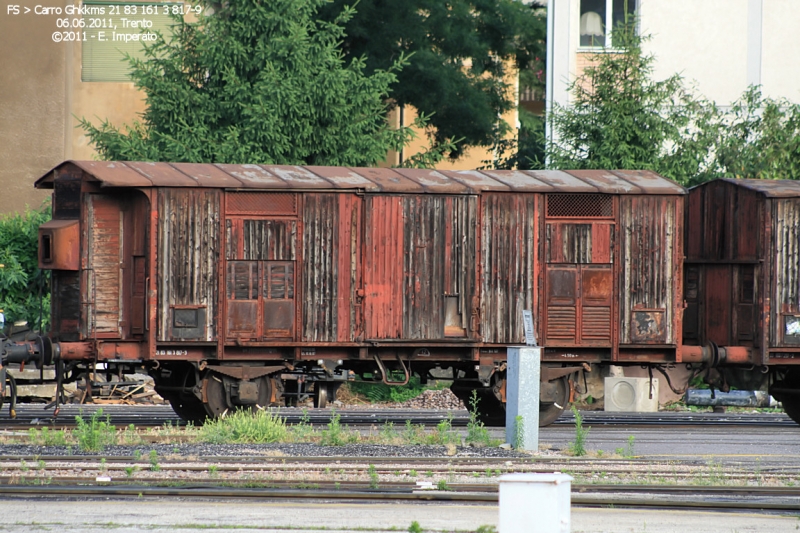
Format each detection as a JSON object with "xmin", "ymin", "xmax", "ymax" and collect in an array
[
  {"xmin": 36, "ymin": 161, "xmax": 686, "ymax": 195},
  {"xmin": 704, "ymin": 178, "xmax": 800, "ymax": 198}
]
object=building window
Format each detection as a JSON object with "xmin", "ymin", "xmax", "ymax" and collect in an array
[
  {"xmin": 81, "ymin": 2, "xmax": 179, "ymax": 82},
  {"xmin": 579, "ymin": 0, "xmax": 636, "ymax": 49}
]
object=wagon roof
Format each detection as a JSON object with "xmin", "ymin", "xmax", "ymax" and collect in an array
[
  {"xmin": 36, "ymin": 161, "xmax": 686, "ymax": 195},
  {"xmin": 702, "ymin": 178, "xmax": 800, "ymax": 198}
]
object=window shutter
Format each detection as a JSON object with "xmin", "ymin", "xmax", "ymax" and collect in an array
[{"xmin": 81, "ymin": 3, "xmax": 177, "ymax": 82}]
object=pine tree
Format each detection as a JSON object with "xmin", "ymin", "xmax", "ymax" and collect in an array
[
  {"xmin": 546, "ymin": 20, "xmax": 719, "ymax": 185},
  {"xmin": 80, "ymin": 0, "xmax": 420, "ymax": 166}
]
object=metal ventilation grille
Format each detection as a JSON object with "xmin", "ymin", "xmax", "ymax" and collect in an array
[
  {"xmin": 547, "ymin": 194, "xmax": 613, "ymax": 218},
  {"xmin": 227, "ymin": 192, "xmax": 297, "ymax": 215}
]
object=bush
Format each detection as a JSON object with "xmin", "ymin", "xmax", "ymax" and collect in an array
[
  {"xmin": 75, "ymin": 409, "xmax": 118, "ymax": 452},
  {"xmin": 0, "ymin": 203, "xmax": 51, "ymax": 331},
  {"xmin": 198, "ymin": 409, "xmax": 289, "ymax": 444},
  {"xmin": 347, "ymin": 376, "xmax": 436, "ymax": 404}
]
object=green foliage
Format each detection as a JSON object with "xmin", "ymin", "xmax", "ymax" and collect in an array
[
  {"xmin": 408, "ymin": 521, "xmax": 423, "ymax": 533},
  {"xmin": 434, "ymin": 413, "xmax": 459, "ymax": 446},
  {"xmin": 81, "ymin": 0, "xmax": 438, "ymax": 167},
  {"xmin": 545, "ymin": 18, "xmax": 800, "ymax": 184},
  {"xmin": 74, "ymin": 409, "xmax": 118, "ymax": 452},
  {"xmin": 482, "ymin": 108, "xmax": 545, "ymax": 170},
  {"xmin": 348, "ymin": 376, "xmax": 429, "ymax": 404},
  {"xmin": 291, "ymin": 408, "xmax": 315, "ymax": 442},
  {"xmin": 149, "ymin": 450, "xmax": 160, "ymax": 472},
  {"xmin": 625, "ymin": 435, "xmax": 636, "ymax": 458},
  {"xmin": 0, "ymin": 203, "xmax": 51, "ymax": 330},
  {"xmin": 513, "ymin": 415, "xmax": 525, "ymax": 450},
  {"xmin": 319, "ymin": 410, "xmax": 357, "ymax": 446},
  {"xmin": 436, "ymin": 479, "xmax": 450, "ymax": 491},
  {"xmin": 368, "ymin": 463, "xmax": 379, "ymax": 489},
  {"xmin": 199, "ymin": 409, "xmax": 289, "ymax": 444},
  {"xmin": 27, "ymin": 427, "xmax": 67, "ymax": 447},
  {"xmin": 710, "ymin": 86, "xmax": 800, "ymax": 182},
  {"xmin": 465, "ymin": 391, "xmax": 498, "ymax": 446},
  {"xmin": 320, "ymin": 0, "xmax": 546, "ymax": 156},
  {"xmin": 546, "ymin": 19, "xmax": 719, "ymax": 185},
  {"xmin": 567, "ymin": 406, "xmax": 590, "ymax": 456}
]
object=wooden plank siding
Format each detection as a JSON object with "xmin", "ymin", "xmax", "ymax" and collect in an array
[
  {"xmin": 620, "ymin": 196, "xmax": 678, "ymax": 345},
  {"xmin": 481, "ymin": 193, "xmax": 538, "ymax": 344},
  {"xmin": 84, "ymin": 194, "xmax": 123, "ymax": 337},
  {"xmin": 157, "ymin": 189, "xmax": 220, "ymax": 342}
]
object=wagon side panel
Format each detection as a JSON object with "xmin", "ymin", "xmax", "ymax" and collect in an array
[
  {"xmin": 480, "ymin": 193, "xmax": 538, "ymax": 344},
  {"xmin": 157, "ymin": 188, "xmax": 221, "ymax": 343}
]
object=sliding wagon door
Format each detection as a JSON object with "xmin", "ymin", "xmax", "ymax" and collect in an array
[
  {"xmin": 543, "ymin": 194, "xmax": 615, "ymax": 346},
  {"xmin": 224, "ymin": 193, "xmax": 298, "ymax": 341}
]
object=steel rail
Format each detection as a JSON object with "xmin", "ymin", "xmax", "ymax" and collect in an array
[
  {"xmin": 1, "ymin": 454, "xmax": 797, "ymax": 470},
  {"xmin": 0, "ymin": 484, "xmax": 798, "ymax": 512},
  {"xmin": 2, "ymin": 405, "xmax": 794, "ymax": 428}
]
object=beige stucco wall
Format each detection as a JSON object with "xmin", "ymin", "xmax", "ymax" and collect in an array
[
  {"xmin": 761, "ymin": 0, "xmax": 800, "ymax": 101},
  {"xmin": 0, "ymin": 2, "xmax": 68, "ymax": 214},
  {"xmin": 2, "ymin": 5, "xmax": 517, "ymax": 215},
  {"xmin": 561, "ymin": 0, "xmax": 800, "ymax": 108},
  {"xmin": 0, "ymin": 2, "xmax": 148, "ymax": 215},
  {"xmin": 68, "ymin": 39, "xmax": 147, "ymax": 160},
  {"xmin": 639, "ymin": 0, "xmax": 750, "ymax": 106}
]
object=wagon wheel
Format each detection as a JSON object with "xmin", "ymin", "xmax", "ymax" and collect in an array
[
  {"xmin": 774, "ymin": 369, "xmax": 800, "ymax": 425},
  {"xmin": 314, "ymin": 382, "xmax": 329, "ymax": 408},
  {"xmin": 449, "ymin": 384, "xmax": 506, "ymax": 427},
  {"xmin": 539, "ymin": 376, "xmax": 569, "ymax": 427},
  {"xmin": 203, "ymin": 374, "xmax": 273, "ymax": 418},
  {"xmin": 157, "ymin": 366, "xmax": 208, "ymax": 424},
  {"xmin": 203, "ymin": 374, "xmax": 230, "ymax": 418},
  {"xmin": 167, "ymin": 394, "xmax": 207, "ymax": 425},
  {"xmin": 782, "ymin": 398, "xmax": 800, "ymax": 425}
]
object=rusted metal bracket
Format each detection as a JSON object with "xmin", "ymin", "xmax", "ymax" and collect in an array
[
  {"xmin": 540, "ymin": 365, "xmax": 584, "ymax": 383},
  {"xmin": 373, "ymin": 353, "xmax": 410, "ymax": 386},
  {"xmin": 207, "ymin": 364, "xmax": 286, "ymax": 381}
]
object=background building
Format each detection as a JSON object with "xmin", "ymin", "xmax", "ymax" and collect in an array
[
  {"xmin": 0, "ymin": 2, "xmax": 516, "ymax": 215},
  {"xmin": 546, "ymin": 0, "xmax": 800, "ymax": 144}
]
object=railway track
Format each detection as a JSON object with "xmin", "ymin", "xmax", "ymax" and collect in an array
[
  {"xmin": 0, "ymin": 483, "xmax": 798, "ymax": 513},
  {"xmin": 0, "ymin": 404, "xmax": 794, "ymax": 429},
  {"xmin": 1, "ymin": 454, "xmax": 797, "ymax": 488}
]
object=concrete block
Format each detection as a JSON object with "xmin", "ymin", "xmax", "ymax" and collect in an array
[
  {"xmin": 604, "ymin": 377, "xmax": 659, "ymax": 412},
  {"xmin": 505, "ymin": 347, "xmax": 540, "ymax": 450},
  {"xmin": 499, "ymin": 473, "xmax": 572, "ymax": 533}
]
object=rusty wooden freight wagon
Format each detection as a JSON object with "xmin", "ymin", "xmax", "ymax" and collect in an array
[
  {"xmin": 684, "ymin": 179, "xmax": 800, "ymax": 421},
  {"xmin": 32, "ymin": 161, "xmax": 686, "ymax": 424}
]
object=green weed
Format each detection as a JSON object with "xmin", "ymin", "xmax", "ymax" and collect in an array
[
  {"xmin": 74, "ymin": 409, "xmax": 117, "ymax": 452},
  {"xmin": 27, "ymin": 427, "xmax": 67, "ymax": 447},
  {"xmin": 368, "ymin": 464, "xmax": 379, "ymax": 489},
  {"xmin": 149, "ymin": 450, "xmax": 160, "ymax": 472},
  {"xmin": 408, "ymin": 521, "xmax": 423, "ymax": 533},
  {"xmin": 292, "ymin": 408, "xmax": 315, "ymax": 442},
  {"xmin": 320, "ymin": 411, "xmax": 356, "ymax": 446},
  {"xmin": 625, "ymin": 435, "xmax": 636, "ymax": 458},
  {"xmin": 567, "ymin": 406, "xmax": 590, "ymax": 456},
  {"xmin": 199, "ymin": 409, "xmax": 289, "ymax": 444},
  {"xmin": 513, "ymin": 415, "xmax": 524, "ymax": 450},
  {"xmin": 465, "ymin": 391, "xmax": 497, "ymax": 446}
]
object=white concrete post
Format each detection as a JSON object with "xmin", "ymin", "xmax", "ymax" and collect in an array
[
  {"xmin": 505, "ymin": 346, "xmax": 540, "ymax": 450},
  {"xmin": 498, "ymin": 473, "xmax": 573, "ymax": 533}
]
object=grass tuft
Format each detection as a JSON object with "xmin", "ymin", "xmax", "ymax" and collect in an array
[{"xmin": 199, "ymin": 409, "xmax": 289, "ymax": 444}]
